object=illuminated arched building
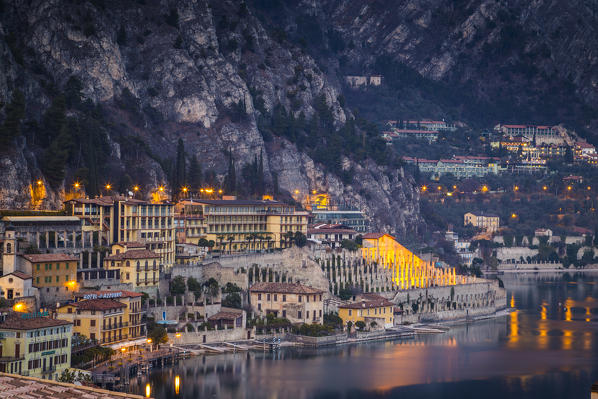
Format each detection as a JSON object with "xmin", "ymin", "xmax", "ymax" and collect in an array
[{"xmin": 361, "ymin": 233, "xmax": 463, "ymax": 290}]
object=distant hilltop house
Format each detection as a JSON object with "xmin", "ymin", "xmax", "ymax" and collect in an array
[
  {"xmin": 386, "ymin": 119, "xmax": 457, "ymax": 132},
  {"xmin": 345, "ymin": 75, "xmax": 382, "ymax": 88},
  {"xmin": 402, "ymin": 156, "xmax": 500, "ymax": 178},
  {"xmin": 493, "ymin": 124, "xmax": 573, "ymax": 146},
  {"xmin": 464, "ymin": 212, "xmax": 500, "ymax": 233}
]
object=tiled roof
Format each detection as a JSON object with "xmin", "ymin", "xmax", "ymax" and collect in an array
[
  {"xmin": 0, "ymin": 315, "xmax": 71, "ymax": 330},
  {"xmin": 193, "ymin": 199, "xmax": 283, "ymax": 206},
  {"xmin": 249, "ymin": 282, "xmax": 323, "ymax": 294},
  {"xmin": 2, "ymin": 271, "xmax": 32, "ymax": 280},
  {"xmin": 74, "ymin": 290, "xmax": 143, "ymax": 299},
  {"xmin": 208, "ymin": 308, "xmax": 243, "ymax": 321},
  {"xmin": 105, "ymin": 249, "xmax": 160, "ymax": 261},
  {"xmin": 467, "ymin": 211, "xmax": 499, "ymax": 218},
  {"xmin": 339, "ymin": 298, "xmax": 394, "ymax": 309},
  {"xmin": 0, "ymin": 373, "xmax": 145, "ymax": 398},
  {"xmin": 21, "ymin": 253, "xmax": 78, "ymax": 263},
  {"xmin": 114, "ymin": 241, "xmax": 146, "ymax": 248},
  {"xmin": 362, "ymin": 233, "xmax": 392, "ymax": 239},
  {"xmin": 65, "ymin": 298, "xmax": 126, "ymax": 311}
]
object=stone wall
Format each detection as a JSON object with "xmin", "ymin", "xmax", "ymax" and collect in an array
[
  {"xmin": 168, "ymin": 327, "xmax": 253, "ymax": 345},
  {"xmin": 390, "ymin": 279, "xmax": 507, "ymax": 322}
]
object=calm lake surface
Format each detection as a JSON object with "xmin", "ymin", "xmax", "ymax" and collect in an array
[{"xmin": 130, "ymin": 272, "xmax": 598, "ymax": 398}]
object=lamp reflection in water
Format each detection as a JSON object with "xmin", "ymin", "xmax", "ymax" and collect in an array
[
  {"xmin": 564, "ymin": 298, "xmax": 573, "ymax": 322},
  {"xmin": 538, "ymin": 301, "xmax": 548, "ymax": 350},
  {"xmin": 510, "ymin": 294, "xmax": 516, "ymax": 308},
  {"xmin": 175, "ymin": 375, "xmax": 180, "ymax": 395},
  {"xmin": 145, "ymin": 383, "xmax": 151, "ymax": 398},
  {"xmin": 508, "ymin": 310, "xmax": 519, "ymax": 346}
]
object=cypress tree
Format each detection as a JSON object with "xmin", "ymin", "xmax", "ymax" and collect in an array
[{"xmin": 187, "ymin": 155, "xmax": 202, "ymax": 189}]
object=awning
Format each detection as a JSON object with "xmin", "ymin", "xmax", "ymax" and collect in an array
[{"xmin": 109, "ymin": 337, "xmax": 148, "ymax": 350}]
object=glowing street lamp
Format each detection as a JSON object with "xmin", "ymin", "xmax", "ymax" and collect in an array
[
  {"xmin": 312, "ymin": 190, "xmax": 317, "ymax": 195},
  {"xmin": 421, "ymin": 185, "xmax": 427, "ymax": 192},
  {"xmin": 74, "ymin": 182, "xmax": 80, "ymax": 189},
  {"xmin": 437, "ymin": 186, "xmax": 442, "ymax": 191},
  {"xmin": 105, "ymin": 184, "xmax": 112, "ymax": 190},
  {"xmin": 567, "ymin": 185, "xmax": 572, "ymax": 191},
  {"xmin": 481, "ymin": 185, "xmax": 488, "ymax": 193},
  {"xmin": 542, "ymin": 185, "xmax": 548, "ymax": 191},
  {"xmin": 205, "ymin": 188, "xmax": 214, "ymax": 194},
  {"xmin": 158, "ymin": 186, "xmax": 165, "ymax": 192},
  {"xmin": 37, "ymin": 180, "xmax": 43, "ymax": 186},
  {"xmin": 133, "ymin": 185, "xmax": 140, "ymax": 192},
  {"xmin": 218, "ymin": 189, "xmax": 223, "ymax": 194},
  {"xmin": 175, "ymin": 332, "xmax": 181, "ymax": 338},
  {"xmin": 294, "ymin": 189, "xmax": 299, "ymax": 195},
  {"xmin": 511, "ymin": 213, "xmax": 517, "ymax": 219},
  {"xmin": 514, "ymin": 186, "xmax": 519, "ymax": 192},
  {"xmin": 182, "ymin": 187, "xmax": 188, "ymax": 194},
  {"xmin": 587, "ymin": 186, "xmax": 592, "ymax": 191},
  {"xmin": 12, "ymin": 302, "xmax": 26, "ymax": 312}
]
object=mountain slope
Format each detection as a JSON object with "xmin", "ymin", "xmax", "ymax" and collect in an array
[{"xmin": 0, "ymin": 0, "xmax": 421, "ymax": 236}]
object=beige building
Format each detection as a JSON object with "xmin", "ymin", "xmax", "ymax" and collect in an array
[
  {"xmin": 174, "ymin": 198, "xmax": 308, "ymax": 253},
  {"xmin": 104, "ymin": 242, "xmax": 160, "ymax": 293},
  {"xmin": 464, "ymin": 212, "xmax": 500, "ymax": 233},
  {"xmin": 249, "ymin": 282, "xmax": 323, "ymax": 324},
  {"xmin": 65, "ymin": 196, "xmax": 175, "ymax": 270},
  {"xmin": 0, "ymin": 271, "xmax": 37, "ymax": 301}
]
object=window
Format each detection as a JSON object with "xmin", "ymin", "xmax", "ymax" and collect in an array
[
  {"xmin": 257, "ymin": 303, "xmax": 261, "ymax": 311},
  {"xmin": 56, "ymin": 263, "xmax": 60, "ymax": 270},
  {"xmin": 273, "ymin": 294, "xmax": 277, "ymax": 301},
  {"xmin": 306, "ymin": 311, "xmax": 309, "ymax": 319},
  {"xmin": 348, "ymin": 310, "xmax": 352, "ymax": 316},
  {"xmin": 257, "ymin": 293, "xmax": 261, "ymax": 300},
  {"xmin": 266, "ymin": 294, "xmax": 270, "ymax": 301},
  {"xmin": 282, "ymin": 295, "xmax": 286, "ymax": 302},
  {"xmin": 90, "ymin": 320, "xmax": 96, "ymax": 327},
  {"xmin": 298, "ymin": 311, "xmax": 302, "ymax": 319},
  {"xmin": 67, "ymin": 308, "xmax": 72, "ymax": 314},
  {"xmin": 298, "ymin": 295, "xmax": 302, "ymax": 302}
]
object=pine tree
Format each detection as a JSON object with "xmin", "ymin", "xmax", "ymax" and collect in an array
[
  {"xmin": 174, "ymin": 138, "xmax": 186, "ymax": 194},
  {"xmin": 0, "ymin": 90, "xmax": 25, "ymax": 151},
  {"xmin": 257, "ymin": 149, "xmax": 265, "ymax": 196}
]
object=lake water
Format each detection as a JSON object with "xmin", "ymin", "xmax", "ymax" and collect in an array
[{"xmin": 130, "ymin": 272, "xmax": 598, "ymax": 398}]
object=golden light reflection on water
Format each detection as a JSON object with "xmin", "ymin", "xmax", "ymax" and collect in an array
[
  {"xmin": 510, "ymin": 294, "xmax": 516, "ymax": 308},
  {"xmin": 564, "ymin": 298, "xmax": 573, "ymax": 322},
  {"xmin": 540, "ymin": 302, "xmax": 547, "ymax": 321},
  {"xmin": 175, "ymin": 375, "xmax": 180, "ymax": 395},
  {"xmin": 508, "ymin": 310, "xmax": 519, "ymax": 346},
  {"xmin": 562, "ymin": 330, "xmax": 573, "ymax": 350}
]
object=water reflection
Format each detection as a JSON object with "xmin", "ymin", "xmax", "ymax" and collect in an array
[{"xmin": 130, "ymin": 272, "xmax": 598, "ymax": 399}]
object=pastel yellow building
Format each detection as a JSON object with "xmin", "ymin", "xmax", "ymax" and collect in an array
[
  {"xmin": 174, "ymin": 198, "xmax": 308, "ymax": 252},
  {"xmin": 249, "ymin": 282, "xmax": 323, "ymax": 324},
  {"xmin": 72, "ymin": 290, "xmax": 146, "ymax": 349},
  {"xmin": 56, "ymin": 298, "xmax": 128, "ymax": 346},
  {"xmin": 0, "ymin": 313, "xmax": 72, "ymax": 381},
  {"xmin": 21, "ymin": 254, "xmax": 78, "ymax": 306},
  {"xmin": 104, "ymin": 242, "xmax": 160, "ymax": 292},
  {"xmin": 464, "ymin": 212, "xmax": 500, "ymax": 233},
  {"xmin": 338, "ymin": 294, "xmax": 394, "ymax": 329}
]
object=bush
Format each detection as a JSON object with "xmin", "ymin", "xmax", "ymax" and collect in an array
[{"xmin": 355, "ymin": 321, "xmax": 366, "ymax": 331}]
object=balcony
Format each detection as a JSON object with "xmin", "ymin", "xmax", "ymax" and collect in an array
[{"xmin": 102, "ymin": 322, "xmax": 128, "ymax": 331}]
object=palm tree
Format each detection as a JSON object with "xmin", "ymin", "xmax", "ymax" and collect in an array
[
  {"xmin": 264, "ymin": 233, "xmax": 273, "ymax": 251},
  {"xmin": 227, "ymin": 235, "xmax": 235, "ymax": 254},
  {"xmin": 216, "ymin": 234, "xmax": 226, "ymax": 253},
  {"xmin": 245, "ymin": 234, "xmax": 252, "ymax": 252}
]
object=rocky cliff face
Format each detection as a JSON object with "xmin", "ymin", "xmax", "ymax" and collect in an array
[
  {"xmin": 0, "ymin": 0, "xmax": 421, "ymax": 236},
  {"xmin": 275, "ymin": 0, "xmax": 598, "ymax": 133}
]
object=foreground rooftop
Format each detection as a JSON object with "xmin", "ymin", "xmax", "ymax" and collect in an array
[{"xmin": 0, "ymin": 372, "xmax": 146, "ymax": 398}]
